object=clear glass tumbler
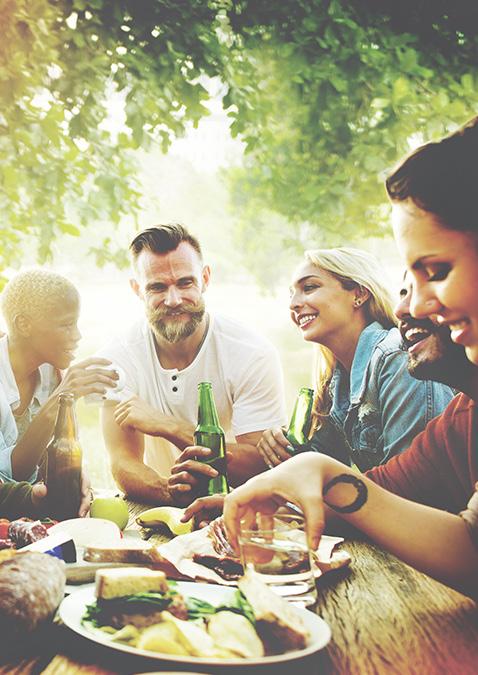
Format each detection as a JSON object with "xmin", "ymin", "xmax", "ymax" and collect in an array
[{"xmin": 238, "ymin": 512, "xmax": 317, "ymax": 608}]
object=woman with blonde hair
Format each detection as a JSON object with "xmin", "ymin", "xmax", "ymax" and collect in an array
[{"xmin": 257, "ymin": 246, "xmax": 453, "ymax": 471}]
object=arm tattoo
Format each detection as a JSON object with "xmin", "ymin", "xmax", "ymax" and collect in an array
[{"xmin": 323, "ymin": 473, "xmax": 368, "ymax": 514}]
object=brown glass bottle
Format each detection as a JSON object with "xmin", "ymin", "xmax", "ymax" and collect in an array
[
  {"xmin": 193, "ymin": 382, "xmax": 229, "ymax": 496},
  {"xmin": 45, "ymin": 392, "xmax": 83, "ymax": 520},
  {"xmin": 286, "ymin": 387, "xmax": 314, "ymax": 453}
]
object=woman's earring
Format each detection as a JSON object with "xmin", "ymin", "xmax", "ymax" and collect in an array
[{"xmin": 354, "ymin": 300, "xmax": 362, "ymax": 307}]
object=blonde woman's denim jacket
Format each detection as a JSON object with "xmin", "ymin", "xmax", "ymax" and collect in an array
[{"xmin": 308, "ymin": 322, "xmax": 455, "ymax": 472}]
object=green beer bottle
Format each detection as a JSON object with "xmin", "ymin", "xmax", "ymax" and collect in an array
[
  {"xmin": 193, "ymin": 382, "xmax": 229, "ymax": 496},
  {"xmin": 286, "ymin": 387, "xmax": 314, "ymax": 453}
]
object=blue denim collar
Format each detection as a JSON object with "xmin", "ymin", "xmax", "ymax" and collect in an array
[{"xmin": 330, "ymin": 321, "xmax": 389, "ymax": 417}]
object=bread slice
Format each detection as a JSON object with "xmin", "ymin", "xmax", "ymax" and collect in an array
[
  {"xmin": 95, "ymin": 566, "xmax": 168, "ymax": 600},
  {"xmin": 238, "ymin": 569, "xmax": 310, "ymax": 652},
  {"xmin": 84, "ymin": 542, "xmax": 164, "ymax": 564}
]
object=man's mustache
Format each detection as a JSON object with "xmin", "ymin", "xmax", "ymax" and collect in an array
[
  {"xmin": 399, "ymin": 316, "xmax": 437, "ymax": 334},
  {"xmin": 151, "ymin": 303, "xmax": 202, "ymax": 319}
]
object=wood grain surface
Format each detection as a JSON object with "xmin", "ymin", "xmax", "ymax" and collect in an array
[{"xmin": 315, "ymin": 539, "xmax": 478, "ymax": 675}]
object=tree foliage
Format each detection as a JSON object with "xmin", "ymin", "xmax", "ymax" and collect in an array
[
  {"xmin": 0, "ymin": 0, "xmax": 225, "ymax": 272},
  {"xmin": 1, "ymin": 0, "xmax": 477, "ymax": 281},
  {"xmin": 223, "ymin": 0, "xmax": 478, "ymax": 278}
]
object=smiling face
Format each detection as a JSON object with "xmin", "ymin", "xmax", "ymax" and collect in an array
[
  {"xmin": 289, "ymin": 262, "xmax": 358, "ymax": 346},
  {"xmin": 392, "ymin": 200, "xmax": 478, "ymax": 365},
  {"xmin": 28, "ymin": 289, "xmax": 81, "ymax": 369},
  {"xmin": 131, "ymin": 241, "xmax": 210, "ymax": 343},
  {"xmin": 395, "ymin": 273, "xmax": 469, "ymax": 382}
]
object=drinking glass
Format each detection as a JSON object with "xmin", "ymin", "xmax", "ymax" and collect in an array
[
  {"xmin": 84, "ymin": 365, "xmax": 126, "ymax": 404},
  {"xmin": 238, "ymin": 511, "xmax": 317, "ymax": 607}
]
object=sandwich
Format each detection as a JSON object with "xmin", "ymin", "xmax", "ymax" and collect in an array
[
  {"xmin": 238, "ymin": 569, "xmax": 310, "ymax": 652},
  {"xmin": 87, "ymin": 567, "xmax": 188, "ymax": 629}
]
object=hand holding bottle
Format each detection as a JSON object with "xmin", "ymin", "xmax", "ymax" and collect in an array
[
  {"xmin": 168, "ymin": 446, "xmax": 233, "ymax": 506},
  {"xmin": 31, "ymin": 469, "xmax": 91, "ymax": 517},
  {"xmin": 258, "ymin": 387, "xmax": 314, "ymax": 468},
  {"xmin": 256, "ymin": 427, "xmax": 292, "ymax": 468}
]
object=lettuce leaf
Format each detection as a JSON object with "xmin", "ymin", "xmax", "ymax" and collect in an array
[{"xmin": 186, "ymin": 590, "xmax": 255, "ymax": 625}]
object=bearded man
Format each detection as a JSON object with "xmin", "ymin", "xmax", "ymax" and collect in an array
[{"xmin": 100, "ymin": 224, "xmax": 286, "ymax": 504}]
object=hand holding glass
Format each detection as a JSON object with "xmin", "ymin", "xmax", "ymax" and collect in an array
[{"xmin": 238, "ymin": 512, "xmax": 317, "ymax": 608}]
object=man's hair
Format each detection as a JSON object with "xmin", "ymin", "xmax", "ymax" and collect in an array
[
  {"xmin": 386, "ymin": 116, "xmax": 478, "ymax": 233},
  {"xmin": 1, "ymin": 269, "xmax": 78, "ymax": 332},
  {"xmin": 129, "ymin": 224, "xmax": 203, "ymax": 261}
]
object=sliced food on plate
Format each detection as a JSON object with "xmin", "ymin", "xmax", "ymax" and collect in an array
[{"xmin": 79, "ymin": 566, "xmax": 310, "ymax": 660}]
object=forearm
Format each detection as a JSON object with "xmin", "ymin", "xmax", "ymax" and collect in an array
[
  {"xmin": 114, "ymin": 398, "xmax": 194, "ymax": 450},
  {"xmin": 110, "ymin": 456, "xmax": 173, "ymax": 505},
  {"xmin": 227, "ymin": 442, "xmax": 268, "ymax": 486},
  {"xmin": 102, "ymin": 405, "xmax": 173, "ymax": 505},
  {"xmin": 360, "ymin": 495, "xmax": 476, "ymax": 596},
  {"xmin": 319, "ymin": 455, "xmax": 478, "ymax": 596},
  {"xmin": 11, "ymin": 399, "xmax": 57, "ymax": 480},
  {"xmin": 154, "ymin": 416, "xmax": 194, "ymax": 451}
]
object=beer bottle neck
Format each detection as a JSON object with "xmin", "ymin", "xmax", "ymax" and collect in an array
[
  {"xmin": 196, "ymin": 384, "xmax": 221, "ymax": 430},
  {"xmin": 53, "ymin": 394, "xmax": 78, "ymax": 441}
]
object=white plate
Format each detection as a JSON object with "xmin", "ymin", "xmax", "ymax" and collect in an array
[
  {"xmin": 59, "ymin": 581, "xmax": 331, "ymax": 666},
  {"xmin": 48, "ymin": 518, "xmax": 122, "ymax": 548}
]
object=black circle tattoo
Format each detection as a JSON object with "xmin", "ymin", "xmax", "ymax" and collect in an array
[{"xmin": 323, "ymin": 473, "xmax": 368, "ymax": 514}]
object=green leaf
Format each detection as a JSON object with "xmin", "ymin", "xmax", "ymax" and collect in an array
[{"xmin": 59, "ymin": 222, "xmax": 81, "ymax": 236}]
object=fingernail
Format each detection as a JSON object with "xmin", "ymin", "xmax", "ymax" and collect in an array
[{"xmin": 286, "ymin": 445, "xmax": 294, "ymax": 453}]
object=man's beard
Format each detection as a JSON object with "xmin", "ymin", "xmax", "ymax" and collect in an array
[
  {"xmin": 406, "ymin": 334, "xmax": 448, "ymax": 380},
  {"xmin": 400, "ymin": 323, "xmax": 469, "ymax": 385},
  {"xmin": 147, "ymin": 300, "xmax": 206, "ymax": 343}
]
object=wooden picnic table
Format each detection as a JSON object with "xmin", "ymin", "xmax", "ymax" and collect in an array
[{"xmin": 1, "ymin": 500, "xmax": 477, "ymax": 675}]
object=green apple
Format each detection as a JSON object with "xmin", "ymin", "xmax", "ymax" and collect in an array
[{"xmin": 90, "ymin": 496, "xmax": 129, "ymax": 530}]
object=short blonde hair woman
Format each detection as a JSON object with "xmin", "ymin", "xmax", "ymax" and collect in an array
[
  {"xmin": 258, "ymin": 247, "xmax": 453, "ymax": 471},
  {"xmin": 0, "ymin": 269, "xmax": 116, "ymax": 511}
]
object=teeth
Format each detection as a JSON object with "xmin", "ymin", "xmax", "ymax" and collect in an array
[
  {"xmin": 298, "ymin": 314, "xmax": 317, "ymax": 327},
  {"xmin": 405, "ymin": 327, "xmax": 430, "ymax": 341},
  {"xmin": 449, "ymin": 320, "xmax": 469, "ymax": 331}
]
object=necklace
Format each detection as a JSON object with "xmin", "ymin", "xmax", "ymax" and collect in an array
[{"xmin": 196, "ymin": 313, "xmax": 210, "ymax": 355}]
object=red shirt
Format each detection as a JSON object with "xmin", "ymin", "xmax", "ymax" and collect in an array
[{"xmin": 366, "ymin": 393, "xmax": 478, "ymax": 513}]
